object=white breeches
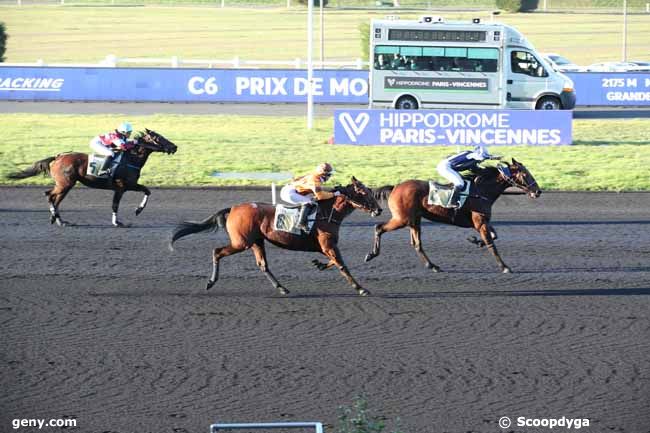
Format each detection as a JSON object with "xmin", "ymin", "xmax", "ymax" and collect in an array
[
  {"xmin": 89, "ymin": 138, "xmax": 114, "ymax": 157},
  {"xmin": 436, "ymin": 160, "xmax": 464, "ymax": 188},
  {"xmin": 280, "ymin": 185, "xmax": 313, "ymax": 205}
]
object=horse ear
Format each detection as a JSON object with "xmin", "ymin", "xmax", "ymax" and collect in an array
[
  {"xmin": 145, "ymin": 128, "xmax": 151, "ymax": 134},
  {"xmin": 351, "ymin": 176, "xmax": 357, "ymax": 182},
  {"xmin": 511, "ymin": 157, "xmax": 519, "ymax": 165}
]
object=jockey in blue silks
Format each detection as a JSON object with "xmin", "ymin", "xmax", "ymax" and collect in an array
[{"xmin": 436, "ymin": 145, "xmax": 501, "ymax": 208}]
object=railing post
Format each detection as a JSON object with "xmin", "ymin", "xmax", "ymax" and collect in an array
[
  {"xmin": 295, "ymin": 58, "xmax": 301, "ymax": 69},
  {"xmin": 233, "ymin": 56, "xmax": 240, "ymax": 68},
  {"xmin": 171, "ymin": 56, "xmax": 180, "ymax": 68}
]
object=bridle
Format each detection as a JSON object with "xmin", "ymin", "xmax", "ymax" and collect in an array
[{"xmin": 499, "ymin": 165, "xmax": 538, "ymax": 194}]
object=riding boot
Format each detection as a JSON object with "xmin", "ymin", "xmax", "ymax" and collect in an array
[
  {"xmin": 97, "ymin": 155, "xmax": 113, "ymax": 176},
  {"xmin": 295, "ymin": 203, "xmax": 314, "ymax": 232}
]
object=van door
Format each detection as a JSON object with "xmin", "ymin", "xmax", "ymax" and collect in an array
[{"xmin": 506, "ymin": 50, "xmax": 549, "ymax": 109}]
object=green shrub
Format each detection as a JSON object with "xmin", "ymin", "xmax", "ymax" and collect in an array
[
  {"xmin": 359, "ymin": 21, "xmax": 370, "ymax": 65},
  {"xmin": 0, "ymin": 22, "xmax": 7, "ymax": 63},
  {"xmin": 335, "ymin": 396, "xmax": 404, "ymax": 433},
  {"xmin": 496, "ymin": 0, "xmax": 539, "ymax": 11}
]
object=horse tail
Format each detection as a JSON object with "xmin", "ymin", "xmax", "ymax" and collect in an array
[
  {"xmin": 6, "ymin": 156, "xmax": 56, "ymax": 180},
  {"xmin": 373, "ymin": 185, "xmax": 394, "ymax": 201},
  {"xmin": 169, "ymin": 207, "xmax": 231, "ymax": 251}
]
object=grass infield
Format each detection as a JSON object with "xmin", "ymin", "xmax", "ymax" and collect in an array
[
  {"xmin": 0, "ymin": 6, "xmax": 647, "ymax": 66},
  {"xmin": 1, "ymin": 114, "xmax": 649, "ymax": 191}
]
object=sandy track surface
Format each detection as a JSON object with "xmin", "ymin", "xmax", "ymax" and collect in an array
[{"xmin": 1, "ymin": 186, "xmax": 649, "ymax": 433}]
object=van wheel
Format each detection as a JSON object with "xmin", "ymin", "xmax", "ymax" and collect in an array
[
  {"xmin": 536, "ymin": 96, "xmax": 561, "ymax": 110},
  {"xmin": 396, "ymin": 96, "xmax": 419, "ymax": 110}
]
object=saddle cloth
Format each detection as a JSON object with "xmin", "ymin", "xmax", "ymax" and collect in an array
[
  {"xmin": 87, "ymin": 153, "xmax": 123, "ymax": 178},
  {"xmin": 273, "ymin": 204, "xmax": 318, "ymax": 234},
  {"xmin": 428, "ymin": 180, "xmax": 471, "ymax": 208}
]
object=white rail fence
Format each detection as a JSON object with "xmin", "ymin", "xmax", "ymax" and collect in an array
[
  {"xmin": 210, "ymin": 422, "xmax": 324, "ymax": 433},
  {"xmin": 3, "ymin": 55, "xmax": 369, "ymax": 70}
]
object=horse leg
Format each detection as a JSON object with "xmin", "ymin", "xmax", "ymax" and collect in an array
[
  {"xmin": 409, "ymin": 221, "xmax": 440, "ymax": 272},
  {"xmin": 322, "ymin": 244, "xmax": 369, "ymax": 296},
  {"xmin": 251, "ymin": 241, "xmax": 289, "ymax": 295},
  {"xmin": 206, "ymin": 244, "xmax": 245, "ymax": 290},
  {"xmin": 364, "ymin": 217, "xmax": 407, "ymax": 262},
  {"xmin": 47, "ymin": 184, "xmax": 73, "ymax": 227},
  {"xmin": 477, "ymin": 222, "xmax": 511, "ymax": 273},
  {"xmin": 111, "ymin": 189, "xmax": 127, "ymax": 227},
  {"xmin": 468, "ymin": 224, "xmax": 497, "ymax": 248},
  {"xmin": 132, "ymin": 184, "xmax": 151, "ymax": 216}
]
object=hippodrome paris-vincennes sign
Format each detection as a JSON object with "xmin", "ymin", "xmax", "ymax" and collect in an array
[{"xmin": 333, "ymin": 109, "xmax": 573, "ymax": 146}]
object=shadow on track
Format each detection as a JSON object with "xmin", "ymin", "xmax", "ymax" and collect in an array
[{"xmin": 381, "ymin": 287, "xmax": 650, "ymax": 299}]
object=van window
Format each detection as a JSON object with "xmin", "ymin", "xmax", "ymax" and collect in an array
[
  {"xmin": 374, "ymin": 45, "xmax": 498, "ymax": 72},
  {"xmin": 511, "ymin": 51, "xmax": 548, "ymax": 78}
]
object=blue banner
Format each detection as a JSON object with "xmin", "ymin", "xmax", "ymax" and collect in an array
[
  {"xmin": 333, "ymin": 109, "xmax": 573, "ymax": 146},
  {"xmin": 565, "ymin": 72, "xmax": 650, "ymax": 106},
  {"xmin": 0, "ymin": 67, "xmax": 369, "ymax": 103},
  {"xmin": 1, "ymin": 67, "xmax": 648, "ymax": 107}
]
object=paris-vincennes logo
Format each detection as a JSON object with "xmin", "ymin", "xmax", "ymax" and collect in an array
[{"xmin": 338, "ymin": 112, "xmax": 370, "ymax": 143}]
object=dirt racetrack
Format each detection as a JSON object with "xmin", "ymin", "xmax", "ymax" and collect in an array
[{"xmin": 1, "ymin": 186, "xmax": 649, "ymax": 433}]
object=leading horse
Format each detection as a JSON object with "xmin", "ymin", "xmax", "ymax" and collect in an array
[
  {"xmin": 170, "ymin": 177, "xmax": 382, "ymax": 296},
  {"xmin": 7, "ymin": 129, "xmax": 177, "ymax": 227},
  {"xmin": 365, "ymin": 158, "xmax": 541, "ymax": 273}
]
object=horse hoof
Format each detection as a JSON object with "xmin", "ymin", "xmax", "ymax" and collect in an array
[
  {"xmin": 135, "ymin": 207, "xmax": 143, "ymax": 216},
  {"xmin": 278, "ymin": 286, "xmax": 290, "ymax": 295},
  {"xmin": 50, "ymin": 215, "xmax": 56, "ymax": 224},
  {"xmin": 364, "ymin": 253, "xmax": 375, "ymax": 262},
  {"xmin": 206, "ymin": 280, "xmax": 215, "ymax": 290},
  {"xmin": 113, "ymin": 221, "xmax": 128, "ymax": 228},
  {"xmin": 357, "ymin": 288, "xmax": 370, "ymax": 297},
  {"xmin": 502, "ymin": 267, "xmax": 512, "ymax": 274},
  {"xmin": 56, "ymin": 220, "xmax": 68, "ymax": 227},
  {"xmin": 430, "ymin": 265, "xmax": 441, "ymax": 273}
]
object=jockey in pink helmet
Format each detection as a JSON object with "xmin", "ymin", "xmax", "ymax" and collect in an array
[{"xmin": 89, "ymin": 122, "xmax": 136, "ymax": 176}]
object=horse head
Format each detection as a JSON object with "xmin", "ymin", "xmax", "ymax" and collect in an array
[
  {"xmin": 135, "ymin": 129, "xmax": 178, "ymax": 155},
  {"xmin": 499, "ymin": 158, "xmax": 541, "ymax": 199},
  {"xmin": 336, "ymin": 176, "xmax": 383, "ymax": 217}
]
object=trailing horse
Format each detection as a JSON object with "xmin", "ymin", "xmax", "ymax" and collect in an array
[
  {"xmin": 365, "ymin": 158, "xmax": 541, "ymax": 273},
  {"xmin": 7, "ymin": 129, "xmax": 177, "ymax": 227},
  {"xmin": 170, "ymin": 177, "xmax": 382, "ymax": 296}
]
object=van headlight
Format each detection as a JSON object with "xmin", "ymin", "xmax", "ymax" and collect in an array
[{"xmin": 563, "ymin": 80, "xmax": 574, "ymax": 92}]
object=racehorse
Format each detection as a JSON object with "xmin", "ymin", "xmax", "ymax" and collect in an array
[
  {"xmin": 170, "ymin": 177, "xmax": 382, "ymax": 296},
  {"xmin": 7, "ymin": 129, "xmax": 177, "ymax": 227},
  {"xmin": 365, "ymin": 158, "xmax": 541, "ymax": 273}
]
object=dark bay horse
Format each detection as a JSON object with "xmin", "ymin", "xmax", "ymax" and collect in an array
[
  {"xmin": 365, "ymin": 159, "xmax": 541, "ymax": 273},
  {"xmin": 7, "ymin": 129, "xmax": 177, "ymax": 227},
  {"xmin": 170, "ymin": 177, "xmax": 382, "ymax": 296}
]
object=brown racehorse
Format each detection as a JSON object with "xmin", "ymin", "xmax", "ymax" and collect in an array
[
  {"xmin": 170, "ymin": 177, "xmax": 382, "ymax": 296},
  {"xmin": 365, "ymin": 158, "xmax": 541, "ymax": 273},
  {"xmin": 7, "ymin": 129, "xmax": 177, "ymax": 227}
]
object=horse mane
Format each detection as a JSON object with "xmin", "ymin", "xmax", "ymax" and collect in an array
[{"xmin": 471, "ymin": 166, "xmax": 500, "ymax": 186}]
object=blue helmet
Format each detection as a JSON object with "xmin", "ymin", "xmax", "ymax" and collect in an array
[
  {"xmin": 474, "ymin": 145, "xmax": 490, "ymax": 159},
  {"xmin": 117, "ymin": 122, "xmax": 133, "ymax": 136}
]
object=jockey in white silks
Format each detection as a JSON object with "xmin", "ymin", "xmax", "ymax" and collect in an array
[{"xmin": 436, "ymin": 145, "xmax": 501, "ymax": 208}]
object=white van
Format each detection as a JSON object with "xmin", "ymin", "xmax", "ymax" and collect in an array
[{"xmin": 369, "ymin": 16, "xmax": 576, "ymax": 110}]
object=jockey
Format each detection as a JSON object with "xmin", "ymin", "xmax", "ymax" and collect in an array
[
  {"xmin": 89, "ymin": 122, "xmax": 136, "ymax": 176},
  {"xmin": 436, "ymin": 145, "xmax": 500, "ymax": 208},
  {"xmin": 280, "ymin": 162, "xmax": 341, "ymax": 232}
]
